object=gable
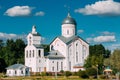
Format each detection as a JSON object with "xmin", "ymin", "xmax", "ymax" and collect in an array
[
  {"xmin": 50, "ymin": 37, "xmax": 66, "ymax": 47},
  {"xmin": 55, "ymin": 36, "xmax": 89, "ymax": 45}
]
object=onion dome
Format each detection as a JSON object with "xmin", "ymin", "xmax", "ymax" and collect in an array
[{"xmin": 62, "ymin": 13, "xmax": 77, "ymax": 25}]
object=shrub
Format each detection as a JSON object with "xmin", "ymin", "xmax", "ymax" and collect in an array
[
  {"xmin": 86, "ymin": 67, "xmax": 97, "ymax": 76},
  {"xmin": 59, "ymin": 70, "xmax": 64, "ymax": 76},
  {"xmin": 78, "ymin": 70, "xmax": 89, "ymax": 79},
  {"xmin": 64, "ymin": 71, "xmax": 72, "ymax": 77},
  {"xmin": 60, "ymin": 70, "xmax": 64, "ymax": 73},
  {"xmin": 72, "ymin": 72, "xmax": 78, "ymax": 76},
  {"xmin": 40, "ymin": 72, "xmax": 46, "ymax": 77},
  {"xmin": 99, "ymin": 75, "xmax": 106, "ymax": 79}
]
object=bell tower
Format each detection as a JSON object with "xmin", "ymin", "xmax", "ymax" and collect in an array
[{"xmin": 27, "ymin": 25, "xmax": 41, "ymax": 45}]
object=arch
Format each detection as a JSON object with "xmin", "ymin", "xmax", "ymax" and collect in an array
[
  {"xmin": 29, "ymin": 50, "xmax": 31, "ymax": 58},
  {"xmin": 33, "ymin": 50, "xmax": 34, "ymax": 57},
  {"xmin": 38, "ymin": 50, "xmax": 41, "ymax": 57}
]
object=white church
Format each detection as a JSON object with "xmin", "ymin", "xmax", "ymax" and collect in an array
[{"xmin": 25, "ymin": 13, "xmax": 89, "ymax": 73}]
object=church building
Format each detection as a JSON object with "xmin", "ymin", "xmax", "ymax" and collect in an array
[{"xmin": 25, "ymin": 13, "xmax": 89, "ymax": 73}]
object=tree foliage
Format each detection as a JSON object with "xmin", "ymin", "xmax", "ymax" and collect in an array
[
  {"xmin": 0, "ymin": 39, "xmax": 26, "ymax": 66},
  {"xmin": 109, "ymin": 49, "xmax": 120, "ymax": 71},
  {"xmin": 0, "ymin": 58, "xmax": 7, "ymax": 72},
  {"xmin": 42, "ymin": 44, "xmax": 49, "ymax": 52},
  {"xmin": 86, "ymin": 67, "xmax": 97, "ymax": 76},
  {"xmin": 84, "ymin": 44, "xmax": 111, "ymax": 74}
]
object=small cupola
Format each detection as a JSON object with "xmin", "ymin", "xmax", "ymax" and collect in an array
[{"xmin": 32, "ymin": 25, "xmax": 37, "ymax": 34}]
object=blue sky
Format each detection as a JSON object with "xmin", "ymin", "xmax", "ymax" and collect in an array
[{"xmin": 0, "ymin": 0, "xmax": 120, "ymax": 51}]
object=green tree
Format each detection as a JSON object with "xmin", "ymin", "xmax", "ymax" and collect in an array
[
  {"xmin": 0, "ymin": 58, "xmax": 7, "ymax": 72},
  {"xmin": 84, "ymin": 44, "xmax": 111, "ymax": 74},
  {"xmin": 86, "ymin": 67, "xmax": 97, "ymax": 76},
  {"xmin": 0, "ymin": 40, "xmax": 4, "ymax": 49},
  {"xmin": 1, "ymin": 39, "xmax": 25, "ymax": 66},
  {"xmin": 109, "ymin": 49, "xmax": 120, "ymax": 71},
  {"xmin": 3, "ymin": 39, "xmax": 16, "ymax": 66},
  {"xmin": 14, "ymin": 39, "xmax": 26, "ymax": 64},
  {"xmin": 42, "ymin": 44, "xmax": 49, "ymax": 52},
  {"xmin": 104, "ymin": 49, "xmax": 111, "ymax": 58},
  {"xmin": 89, "ymin": 44, "xmax": 105, "ymax": 56},
  {"xmin": 0, "ymin": 40, "xmax": 4, "ymax": 58}
]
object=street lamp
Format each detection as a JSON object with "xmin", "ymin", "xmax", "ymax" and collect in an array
[{"xmin": 96, "ymin": 65, "xmax": 98, "ymax": 79}]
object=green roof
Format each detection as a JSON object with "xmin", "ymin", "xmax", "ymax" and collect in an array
[
  {"xmin": 6, "ymin": 64, "xmax": 28, "ymax": 70},
  {"xmin": 46, "ymin": 50, "xmax": 65, "ymax": 59},
  {"xmin": 58, "ymin": 36, "xmax": 76, "ymax": 44},
  {"xmin": 74, "ymin": 63, "xmax": 83, "ymax": 67},
  {"xmin": 58, "ymin": 35, "xmax": 88, "ymax": 45},
  {"xmin": 33, "ymin": 44, "xmax": 43, "ymax": 48},
  {"xmin": 31, "ymin": 32, "xmax": 41, "ymax": 36}
]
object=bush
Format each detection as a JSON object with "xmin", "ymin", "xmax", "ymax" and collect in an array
[
  {"xmin": 86, "ymin": 67, "xmax": 97, "ymax": 76},
  {"xmin": 72, "ymin": 72, "xmax": 78, "ymax": 76},
  {"xmin": 40, "ymin": 72, "xmax": 46, "ymax": 77},
  {"xmin": 64, "ymin": 71, "xmax": 72, "ymax": 77},
  {"xmin": 78, "ymin": 70, "xmax": 89, "ymax": 79},
  {"xmin": 99, "ymin": 75, "xmax": 106, "ymax": 79},
  {"xmin": 59, "ymin": 70, "xmax": 64, "ymax": 76},
  {"xmin": 60, "ymin": 70, "xmax": 64, "ymax": 73},
  {"xmin": 46, "ymin": 72, "xmax": 52, "ymax": 76}
]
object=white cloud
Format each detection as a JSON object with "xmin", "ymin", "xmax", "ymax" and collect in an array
[
  {"xmin": 86, "ymin": 38, "xmax": 93, "ymax": 43},
  {"xmin": 94, "ymin": 35, "xmax": 116, "ymax": 42},
  {"xmin": 107, "ymin": 44, "xmax": 120, "ymax": 51},
  {"xmin": 0, "ymin": 32, "xmax": 17, "ymax": 39},
  {"xmin": 111, "ymin": 44, "xmax": 120, "ymax": 48},
  {"xmin": 4, "ymin": 6, "xmax": 32, "ymax": 17},
  {"xmin": 0, "ymin": 32, "xmax": 46, "ymax": 44},
  {"xmin": 86, "ymin": 35, "xmax": 116, "ymax": 43},
  {"xmin": 77, "ymin": 30, "xmax": 84, "ymax": 34},
  {"xmin": 101, "ymin": 31, "xmax": 115, "ymax": 35},
  {"xmin": 75, "ymin": 0, "xmax": 120, "ymax": 16},
  {"xmin": 35, "ymin": 11, "xmax": 45, "ymax": 16}
]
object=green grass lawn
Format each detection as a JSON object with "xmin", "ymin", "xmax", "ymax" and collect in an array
[{"xmin": 0, "ymin": 76, "xmax": 105, "ymax": 80}]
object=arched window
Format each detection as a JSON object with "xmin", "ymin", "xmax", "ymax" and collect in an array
[
  {"xmin": 52, "ymin": 67, "xmax": 54, "ymax": 71},
  {"xmin": 21, "ymin": 70, "xmax": 23, "ymax": 74},
  {"xmin": 57, "ymin": 62, "xmax": 59, "ymax": 71},
  {"xmin": 61, "ymin": 62, "xmax": 63, "ymax": 70},
  {"xmin": 38, "ymin": 50, "xmax": 41, "ymax": 57},
  {"xmin": 29, "ymin": 50, "xmax": 31, "ymax": 58},
  {"xmin": 76, "ymin": 52, "xmax": 78, "ymax": 62},
  {"xmin": 67, "ymin": 30, "xmax": 69, "ymax": 34},
  {"xmin": 15, "ymin": 70, "xmax": 17, "ymax": 74},
  {"xmin": 26, "ymin": 50, "xmax": 28, "ymax": 58},
  {"xmin": 33, "ymin": 50, "xmax": 34, "ymax": 57},
  {"xmin": 69, "ymin": 62, "xmax": 71, "ymax": 70},
  {"xmin": 52, "ymin": 61, "xmax": 54, "ymax": 63},
  {"xmin": 76, "ymin": 43, "xmax": 78, "ymax": 46},
  {"xmin": 51, "ymin": 45, "xmax": 54, "ymax": 50}
]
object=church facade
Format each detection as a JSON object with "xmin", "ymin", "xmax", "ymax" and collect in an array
[{"xmin": 25, "ymin": 13, "xmax": 89, "ymax": 73}]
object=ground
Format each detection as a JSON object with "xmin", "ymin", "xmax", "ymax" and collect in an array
[{"xmin": 0, "ymin": 76, "xmax": 105, "ymax": 80}]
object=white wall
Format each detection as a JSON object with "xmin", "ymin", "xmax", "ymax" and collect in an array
[
  {"xmin": 6, "ymin": 68, "xmax": 30, "ymax": 76},
  {"xmin": 46, "ymin": 58, "xmax": 64, "ymax": 72},
  {"xmin": 62, "ymin": 24, "xmax": 76, "ymax": 37}
]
